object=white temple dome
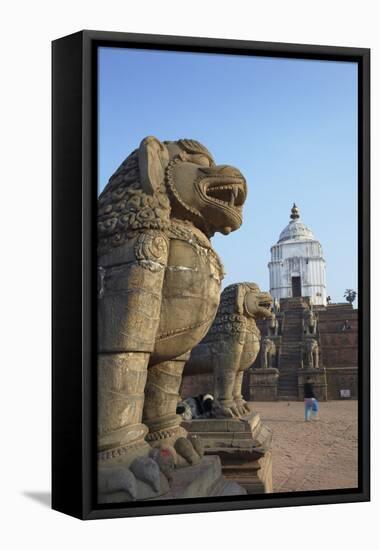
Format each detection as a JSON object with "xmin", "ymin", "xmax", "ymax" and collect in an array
[
  {"xmin": 278, "ymin": 203, "xmax": 315, "ymax": 242},
  {"xmin": 278, "ymin": 220, "xmax": 315, "ymax": 242}
]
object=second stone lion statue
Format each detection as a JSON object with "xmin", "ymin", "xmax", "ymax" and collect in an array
[
  {"xmin": 97, "ymin": 136, "xmax": 247, "ymax": 501},
  {"xmin": 184, "ymin": 282, "xmax": 273, "ymax": 418}
]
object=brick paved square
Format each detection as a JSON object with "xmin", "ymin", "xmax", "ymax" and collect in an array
[{"xmin": 251, "ymin": 400, "xmax": 358, "ymax": 492}]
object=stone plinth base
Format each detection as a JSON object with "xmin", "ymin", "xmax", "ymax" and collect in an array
[
  {"xmin": 326, "ymin": 367, "xmax": 358, "ymax": 400},
  {"xmin": 248, "ymin": 368, "xmax": 279, "ymax": 401},
  {"xmin": 164, "ymin": 455, "xmax": 246, "ymax": 499},
  {"xmin": 298, "ymin": 368, "xmax": 328, "ymax": 401},
  {"xmin": 99, "ymin": 456, "xmax": 246, "ymax": 503},
  {"xmin": 98, "ymin": 469, "xmax": 170, "ymax": 504},
  {"xmin": 183, "ymin": 412, "xmax": 273, "ymax": 494}
]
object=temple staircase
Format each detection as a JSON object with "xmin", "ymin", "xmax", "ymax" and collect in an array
[{"xmin": 277, "ymin": 298, "xmax": 307, "ymax": 399}]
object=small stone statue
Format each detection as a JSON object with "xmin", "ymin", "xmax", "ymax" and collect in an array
[
  {"xmin": 266, "ymin": 299, "xmax": 280, "ymax": 336},
  {"xmin": 303, "ymin": 336, "xmax": 319, "ymax": 369},
  {"xmin": 267, "ymin": 313, "xmax": 278, "ymax": 336},
  {"xmin": 97, "ymin": 137, "xmax": 247, "ymax": 501},
  {"xmin": 303, "ymin": 305, "xmax": 318, "ymax": 335},
  {"xmin": 261, "ymin": 336, "xmax": 276, "ymax": 369},
  {"xmin": 341, "ymin": 319, "xmax": 351, "ymax": 332},
  {"xmin": 186, "ymin": 282, "xmax": 273, "ymax": 418}
]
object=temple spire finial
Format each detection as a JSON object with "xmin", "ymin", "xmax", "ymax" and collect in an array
[{"xmin": 290, "ymin": 203, "xmax": 300, "ymax": 220}]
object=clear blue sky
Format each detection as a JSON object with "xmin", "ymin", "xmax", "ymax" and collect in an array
[{"xmin": 98, "ymin": 47, "xmax": 358, "ymax": 303}]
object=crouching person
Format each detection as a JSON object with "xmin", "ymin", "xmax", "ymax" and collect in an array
[{"xmin": 177, "ymin": 394, "xmax": 214, "ymax": 420}]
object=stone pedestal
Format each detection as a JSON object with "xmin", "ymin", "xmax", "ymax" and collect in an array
[
  {"xmin": 326, "ymin": 366, "xmax": 358, "ymax": 400},
  {"xmin": 298, "ymin": 368, "xmax": 328, "ymax": 401},
  {"xmin": 183, "ymin": 412, "xmax": 273, "ymax": 494},
  {"xmin": 162, "ymin": 455, "xmax": 246, "ymax": 499},
  {"xmin": 248, "ymin": 368, "xmax": 279, "ymax": 401},
  {"xmin": 99, "ymin": 456, "xmax": 246, "ymax": 503}
]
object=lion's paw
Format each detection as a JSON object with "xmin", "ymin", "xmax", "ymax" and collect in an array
[
  {"xmin": 98, "ymin": 465, "xmax": 138, "ymax": 500},
  {"xmin": 174, "ymin": 434, "xmax": 204, "ymax": 466},
  {"xmin": 235, "ymin": 399, "xmax": 252, "ymax": 416},
  {"xmin": 150, "ymin": 434, "xmax": 204, "ymax": 468},
  {"xmin": 130, "ymin": 455, "xmax": 161, "ymax": 492},
  {"xmin": 212, "ymin": 399, "xmax": 240, "ymax": 418},
  {"xmin": 98, "ymin": 455, "xmax": 167, "ymax": 502}
]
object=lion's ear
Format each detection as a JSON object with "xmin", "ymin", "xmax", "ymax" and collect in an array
[
  {"xmin": 243, "ymin": 291, "xmax": 256, "ymax": 317},
  {"xmin": 235, "ymin": 285, "xmax": 246, "ymax": 315},
  {"xmin": 138, "ymin": 136, "xmax": 169, "ymax": 195}
]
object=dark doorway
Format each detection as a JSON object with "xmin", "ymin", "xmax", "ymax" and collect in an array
[{"xmin": 292, "ymin": 276, "xmax": 301, "ymax": 297}]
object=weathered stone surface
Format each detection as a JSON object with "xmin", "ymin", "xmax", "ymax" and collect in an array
[
  {"xmin": 317, "ymin": 303, "xmax": 358, "ymax": 399},
  {"xmin": 180, "ymin": 372, "xmax": 214, "ymax": 400},
  {"xmin": 184, "ymin": 412, "xmax": 273, "ymax": 493},
  {"xmin": 162, "ymin": 456, "xmax": 246, "ymax": 499},
  {"xmin": 97, "ymin": 136, "xmax": 247, "ymax": 500},
  {"xmin": 98, "ymin": 466, "xmax": 171, "ymax": 504},
  {"xmin": 325, "ymin": 367, "xmax": 358, "ymax": 400},
  {"xmin": 184, "ymin": 282, "xmax": 273, "ymax": 418},
  {"xmin": 248, "ymin": 367, "xmax": 280, "ymax": 401},
  {"xmin": 100, "ymin": 454, "xmax": 247, "ymax": 502}
]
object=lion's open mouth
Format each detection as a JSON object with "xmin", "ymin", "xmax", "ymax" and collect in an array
[
  {"xmin": 258, "ymin": 294, "xmax": 274, "ymax": 314},
  {"xmin": 205, "ymin": 181, "xmax": 246, "ymax": 207}
]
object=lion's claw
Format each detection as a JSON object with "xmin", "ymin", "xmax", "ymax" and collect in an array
[
  {"xmin": 98, "ymin": 466, "xmax": 138, "ymax": 500},
  {"xmin": 235, "ymin": 399, "xmax": 251, "ymax": 416},
  {"xmin": 190, "ymin": 434, "xmax": 204, "ymax": 459},
  {"xmin": 213, "ymin": 399, "xmax": 251, "ymax": 418},
  {"xmin": 174, "ymin": 436, "xmax": 203, "ymax": 465},
  {"xmin": 98, "ymin": 454, "xmax": 170, "ymax": 501},
  {"xmin": 130, "ymin": 456, "xmax": 161, "ymax": 492}
]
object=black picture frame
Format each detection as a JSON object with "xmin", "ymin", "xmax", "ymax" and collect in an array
[{"xmin": 52, "ymin": 30, "xmax": 370, "ymax": 520}]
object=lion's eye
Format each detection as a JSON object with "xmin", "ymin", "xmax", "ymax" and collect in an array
[{"xmin": 189, "ymin": 154, "xmax": 211, "ymax": 167}]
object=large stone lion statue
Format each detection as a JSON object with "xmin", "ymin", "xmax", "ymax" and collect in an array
[
  {"xmin": 97, "ymin": 136, "xmax": 247, "ymax": 501},
  {"xmin": 184, "ymin": 283, "xmax": 273, "ymax": 418}
]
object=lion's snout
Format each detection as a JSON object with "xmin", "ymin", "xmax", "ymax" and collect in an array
[{"xmin": 200, "ymin": 164, "xmax": 246, "ymax": 181}]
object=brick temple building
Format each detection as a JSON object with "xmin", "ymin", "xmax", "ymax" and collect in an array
[
  {"xmin": 181, "ymin": 204, "xmax": 358, "ymax": 402},
  {"xmin": 247, "ymin": 296, "xmax": 358, "ymax": 401}
]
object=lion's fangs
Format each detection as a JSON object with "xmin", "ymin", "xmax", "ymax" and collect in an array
[{"xmin": 206, "ymin": 183, "xmax": 244, "ymax": 207}]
